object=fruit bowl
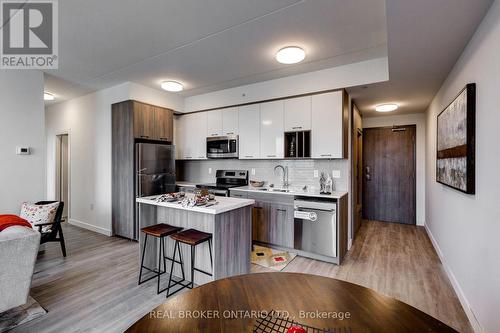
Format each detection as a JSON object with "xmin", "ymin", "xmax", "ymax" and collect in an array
[{"xmin": 250, "ymin": 180, "xmax": 265, "ymax": 187}]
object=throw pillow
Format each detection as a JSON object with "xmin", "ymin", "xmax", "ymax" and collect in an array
[{"xmin": 20, "ymin": 202, "xmax": 59, "ymax": 232}]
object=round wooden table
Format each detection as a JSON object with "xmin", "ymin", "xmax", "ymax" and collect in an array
[{"xmin": 127, "ymin": 273, "xmax": 457, "ymax": 333}]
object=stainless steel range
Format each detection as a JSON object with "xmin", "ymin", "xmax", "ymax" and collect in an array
[{"xmin": 196, "ymin": 170, "xmax": 248, "ymax": 196}]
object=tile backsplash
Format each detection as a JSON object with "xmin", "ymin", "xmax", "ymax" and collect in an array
[{"xmin": 177, "ymin": 159, "xmax": 349, "ymax": 192}]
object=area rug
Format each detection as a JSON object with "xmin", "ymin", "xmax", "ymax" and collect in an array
[
  {"xmin": 0, "ymin": 296, "xmax": 47, "ymax": 332},
  {"xmin": 251, "ymin": 245, "xmax": 297, "ymax": 271}
]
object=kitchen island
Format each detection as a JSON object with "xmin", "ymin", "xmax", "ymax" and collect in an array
[{"xmin": 136, "ymin": 195, "xmax": 254, "ymax": 285}]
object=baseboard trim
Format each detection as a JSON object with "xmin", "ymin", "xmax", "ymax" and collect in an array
[
  {"xmin": 69, "ymin": 218, "xmax": 112, "ymax": 237},
  {"xmin": 424, "ymin": 224, "xmax": 483, "ymax": 333}
]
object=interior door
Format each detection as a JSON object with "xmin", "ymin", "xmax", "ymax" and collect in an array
[
  {"xmin": 352, "ymin": 105, "xmax": 363, "ymax": 238},
  {"xmin": 362, "ymin": 125, "xmax": 416, "ymax": 224}
]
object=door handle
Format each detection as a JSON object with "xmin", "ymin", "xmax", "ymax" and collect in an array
[{"xmin": 365, "ymin": 166, "xmax": 371, "ymax": 181}]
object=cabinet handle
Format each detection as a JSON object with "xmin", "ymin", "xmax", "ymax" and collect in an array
[
  {"xmin": 277, "ymin": 209, "xmax": 286, "ymax": 212},
  {"xmin": 321, "ymin": 154, "xmax": 332, "ymax": 157},
  {"xmin": 211, "ymin": 134, "xmax": 218, "ymax": 136},
  {"xmin": 159, "ymin": 137, "xmax": 168, "ymax": 141},
  {"xmin": 185, "ymin": 157, "xmax": 192, "ymax": 159},
  {"xmin": 244, "ymin": 155, "xmax": 253, "ymax": 158},
  {"xmin": 292, "ymin": 126, "xmax": 302, "ymax": 130},
  {"xmin": 198, "ymin": 156, "xmax": 205, "ymax": 159},
  {"xmin": 226, "ymin": 132, "xmax": 234, "ymax": 135},
  {"xmin": 140, "ymin": 135, "xmax": 149, "ymax": 138},
  {"xmin": 267, "ymin": 155, "xmax": 276, "ymax": 158}
]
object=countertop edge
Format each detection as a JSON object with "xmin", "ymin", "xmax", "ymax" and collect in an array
[
  {"xmin": 136, "ymin": 196, "xmax": 255, "ymax": 215},
  {"xmin": 230, "ymin": 186, "xmax": 348, "ymax": 199}
]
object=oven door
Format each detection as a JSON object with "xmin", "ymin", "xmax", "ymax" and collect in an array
[{"xmin": 206, "ymin": 136, "xmax": 238, "ymax": 159}]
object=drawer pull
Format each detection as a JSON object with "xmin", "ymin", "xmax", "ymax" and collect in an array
[
  {"xmin": 292, "ymin": 126, "xmax": 302, "ymax": 129},
  {"xmin": 226, "ymin": 132, "xmax": 235, "ymax": 135},
  {"xmin": 321, "ymin": 154, "xmax": 332, "ymax": 157},
  {"xmin": 244, "ymin": 155, "xmax": 253, "ymax": 158},
  {"xmin": 140, "ymin": 135, "xmax": 149, "ymax": 138},
  {"xmin": 160, "ymin": 137, "xmax": 168, "ymax": 140},
  {"xmin": 211, "ymin": 134, "xmax": 218, "ymax": 136},
  {"xmin": 267, "ymin": 155, "xmax": 276, "ymax": 158}
]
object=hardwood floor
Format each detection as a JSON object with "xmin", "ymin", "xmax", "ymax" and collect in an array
[
  {"xmin": 14, "ymin": 221, "xmax": 471, "ymax": 332},
  {"xmin": 253, "ymin": 221, "xmax": 472, "ymax": 332}
]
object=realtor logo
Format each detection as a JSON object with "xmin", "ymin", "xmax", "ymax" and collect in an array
[{"xmin": 0, "ymin": 0, "xmax": 58, "ymax": 69}]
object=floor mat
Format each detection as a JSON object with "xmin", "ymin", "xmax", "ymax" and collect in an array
[{"xmin": 251, "ymin": 245, "xmax": 297, "ymax": 271}]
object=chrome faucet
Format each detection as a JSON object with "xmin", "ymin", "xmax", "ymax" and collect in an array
[{"xmin": 274, "ymin": 165, "xmax": 289, "ymax": 188}]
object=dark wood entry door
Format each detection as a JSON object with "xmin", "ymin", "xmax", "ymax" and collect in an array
[{"xmin": 362, "ymin": 125, "xmax": 416, "ymax": 224}]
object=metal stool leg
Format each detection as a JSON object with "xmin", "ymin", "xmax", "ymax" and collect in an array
[
  {"xmin": 157, "ymin": 236, "xmax": 164, "ymax": 294},
  {"xmin": 208, "ymin": 238, "xmax": 213, "ymax": 270},
  {"xmin": 190, "ymin": 245, "xmax": 195, "ymax": 289},
  {"xmin": 138, "ymin": 234, "xmax": 148, "ymax": 285},
  {"xmin": 166, "ymin": 240, "xmax": 178, "ymax": 295}
]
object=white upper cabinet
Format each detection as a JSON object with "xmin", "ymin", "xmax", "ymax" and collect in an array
[
  {"xmin": 181, "ymin": 112, "xmax": 207, "ymax": 160},
  {"xmin": 206, "ymin": 110, "xmax": 223, "ymax": 137},
  {"xmin": 238, "ymin": 104, "xmax": 260, "ymax": 159},
  {"xmin": 260, "ymin": 100, "xmax": 284, "ymax": 159},
  {"xmin": 311, "ymin": 91, "xmax": 345, "ymax": 159},
  {"xmin": 222, "ymin": 107, "xmax": 239, "ymax": 135},
  {"xmin": 284, "ymin": 96, "xmax": 311, "ymax": 131}
]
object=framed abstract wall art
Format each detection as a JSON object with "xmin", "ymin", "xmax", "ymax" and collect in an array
[{"xmin": 436, "ymin": 83, "xmax": 475, "ymax": 194}]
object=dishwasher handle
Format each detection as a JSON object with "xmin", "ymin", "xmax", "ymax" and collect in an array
[{"xmin": 294, "ymin": 210, "xmax": 318, "ymax": 221}]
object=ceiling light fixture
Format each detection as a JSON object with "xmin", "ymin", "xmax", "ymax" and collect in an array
[
  {"xmin": 275, "ymin": 46, "xmax": 306, "ymax": 64},
  {"xmin": 375, "ymin": 104, "xmax": 398, "ymax": 112},
  {"xmin": 161, "ymin": 81, "xmax": 183, "ymax": 92},
  {"xmin": 44, "ymin": 92, "xmax": 55, "ymax": 101}
]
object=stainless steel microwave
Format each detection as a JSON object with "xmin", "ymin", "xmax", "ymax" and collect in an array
[{"xmin": 206, "ymin": 135, "xmax": 238, "ymax": 159}]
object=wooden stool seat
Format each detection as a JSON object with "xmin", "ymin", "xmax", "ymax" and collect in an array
[
  {"xmin": 141, "ymin": 223, "xmax": 182, "ymax": 237},
  {"xmin": 170, "ymin": 228, "xmax": 212, "ymax": 245},
  {"xmin": 166, "ymin": 228, "xmax": 213, "ymax": 298},
  {"xmin": 138, "ymin": 223, "xmax": 184, "ymax": 294}
]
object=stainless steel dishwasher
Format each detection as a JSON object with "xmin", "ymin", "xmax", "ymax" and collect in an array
[{"xmin": 294, "ymin": 198, "xmax": 337, "ymax": 258}]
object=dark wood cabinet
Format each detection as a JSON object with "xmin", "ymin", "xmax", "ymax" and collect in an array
[
  {"xmin": 112, "ymin": 100, "xmax": 174, "ymax": 239},
  {"xmin": 248, "ymin": 192, "xmax": 294, "ymax": 248},
  {"xmin": 154, "ymin": 106, "xmax": 173, "ymax": 142},
  {"xmin": 268, "ymin": 203, "xmax": 294, "ymax": 248},
  {"xmin": 252, "ymin": 202, "xmax": 270, "ymax": 244},
  {"xmin": 131, "ymin": 101, "xmax": 173, "ymax": 141},
  {"xmin": 133, "ymin": 102, "xmax": 155, "ymax": 139}
]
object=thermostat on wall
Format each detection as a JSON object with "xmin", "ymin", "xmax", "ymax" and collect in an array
[{"xmin": 16, "ymin": 147, "xmax": 31, "ymax": 155}]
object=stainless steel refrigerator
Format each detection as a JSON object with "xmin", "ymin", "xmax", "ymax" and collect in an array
[{"xmin": 135, "ymin": 143, "xmax": 175, "ymax": 239}]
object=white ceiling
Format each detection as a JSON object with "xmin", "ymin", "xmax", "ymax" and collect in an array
[
  {"xmin": 44, "ymin": 0, "xmax": 387, "ymax": 104},
  {"xmin": 349, "ymin": 0, "xmax": 493, "ymax": 117},
  {"xmin": 45, "ymin": 0, "xmax": 493, "ymax": 117}
]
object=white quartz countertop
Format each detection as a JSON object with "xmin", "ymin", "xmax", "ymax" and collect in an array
[
  {"xmin": 230, "ymin": 186, "xmax": 348, "ymax": 199},
  {"xmin": 136, "ymin": 194, "xmax": 254, "ymax": 215},
  {"xmin": 176, "ymin": 181, "xmax": 198, "ymax": 187}
]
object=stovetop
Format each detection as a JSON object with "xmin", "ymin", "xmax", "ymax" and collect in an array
[
  {"xmin": 196, "ymin": 183, "xmax": 240, "ymax": 190},
  {"xmin": 196, "ymin": 170, "xmax": 248, "ymax": 191}
]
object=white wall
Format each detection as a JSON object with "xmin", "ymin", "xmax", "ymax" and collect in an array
[
  {"xmin": 45, "ymin": 82, "xmax": 182, "ymax": 235},
  {"xmin": 425, "ymin": 1, "xmax": 500, "ymax": 332},
  {"xmin": 0, "ymin": 70, "xmax": 45, "ymax": 213},
  {"xmin": 184, "ymin": 57, "xmax": 388, "ymax": 112},
  {"xmin": 363, "ymin": 113, "xmax": 426, "ymax": 226}
]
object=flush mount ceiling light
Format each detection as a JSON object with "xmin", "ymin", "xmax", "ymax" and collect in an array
[
  {"xmin": 44, "ymin": 92, "xmax": 55, "ymax": 101},
  {"xmin": 375, "ymin": 104, "xmax": 398, "ymax": 112},
  {"xmin": 161, "ymin": 81, "xmax": 183, "ymax": 92},
  {"xmin": 275, "ymin": 46, "xmax": 306, "ymax": 64}
]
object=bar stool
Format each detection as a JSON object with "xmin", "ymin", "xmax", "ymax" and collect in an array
[
  {"xmin": 166, "ymin": 228, "xmax": 213, "ymax": 298},
  {"xmin": 138, "ymin": 223, "xmax": 183, "ymax": 294}
]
